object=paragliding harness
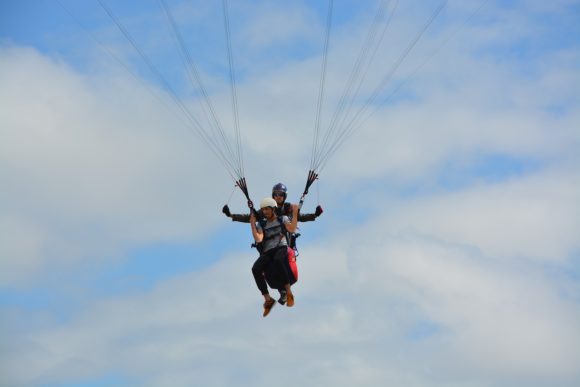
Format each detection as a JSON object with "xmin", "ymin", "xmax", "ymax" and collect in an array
[
  {"xmin": 251, "ymin": 216, "xmax": 296, "ymax": 254},
  {"xmin": 250, "ymin": 203, "xmax": 301, "ymax": 254}
]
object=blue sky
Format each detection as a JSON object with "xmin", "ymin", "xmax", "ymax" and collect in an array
[{"xmin": 1, "ymin": 1, "xmax": 580, "ymax": 386}]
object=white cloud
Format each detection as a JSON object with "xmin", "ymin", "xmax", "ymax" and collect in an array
[
  {"xmin": 373, "ymin": 239, "xmax": 580, "ymax": 377},
  {"xmin": 0, "ymin": 45, "xmax": 231, "ymax": 286},
  {"xmin": 238, "ymin": 2, "xmax": 320, "ymax": 50},
  {"xmin": 4, "ymin": 208, "xmax": 580, "ymax": 386},
  {"xmin": 374, "ymin": 167, "xmax": 580, "ymax": 262}
]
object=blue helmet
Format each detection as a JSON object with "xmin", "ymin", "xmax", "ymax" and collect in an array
[{"xmin": 272, "ymin": 183, "xmax": 287, "ymax": 200}]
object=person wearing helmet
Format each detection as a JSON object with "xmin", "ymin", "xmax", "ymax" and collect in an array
[
  {"xmin": 250, "ymin": 197, "xmax": 299, "ymax": 317},
  {"xmin": 222, "ymin": 182, "xmax": 323, "ymax": 223}
]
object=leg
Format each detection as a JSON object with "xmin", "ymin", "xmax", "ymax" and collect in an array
[
  {"xmin": 252, "ymin": 253, "xmax": 271, "ymax": 296},
  {"xmin": 272, "ymin": 246, "xmax": 294, "ymax": 307},
  {"xmin": 284, "ymin": 283, "xmax": 294, "ymax": 307},
  {"xmin": 262, "ymin": 294, "xmax": 276, "ymax": 317},
  {"xmin": 277, "ymin": 288, "xmax": 287, "ymax": 305},
  {"xmin": 252, "ymin": 253, "xmax": 277, "ymax": 316},
  {"xmin": 262, "ymin": 256, "xmax": 288, "ymax": 305}
]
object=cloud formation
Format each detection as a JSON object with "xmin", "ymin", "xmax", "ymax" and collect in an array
[
  {"xmin": 1, "ymin": 1, "xmax": 579, "ymax": 386},
  {"xmin": 0, "ymin": 45, "xmax": 228, "ymax": 287}
]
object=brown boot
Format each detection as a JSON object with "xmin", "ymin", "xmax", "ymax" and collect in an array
[
  {"xmin": 286, "ymin": 292, "xmax": 294, "ymax": 307},
  {"xmin": 263, "ymin": 298, "xmax": 276, "ymax": 317}
]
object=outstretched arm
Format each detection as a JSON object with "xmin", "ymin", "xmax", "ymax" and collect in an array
[
  {"xmin": 232, "ymin": 213, "xmax": 252, "ymax": 223},
  {"xmin": 222, "ymin": 205, "xmax": 253, "ymax": 223},
  {"xmin": 297, "ymin": 205, "xmax": 324, "ymax": 222}
]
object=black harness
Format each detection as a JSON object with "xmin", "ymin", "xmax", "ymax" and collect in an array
[
  {"xmin": 252, "ymin": 216, "xmax": 286, "ymax": 253},
  {"xmin": 251, "ymin": 216, "xmax": 301, "ymax": 255}
]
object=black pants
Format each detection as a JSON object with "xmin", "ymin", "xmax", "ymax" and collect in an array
[{"xmin": 252, "ymin": 246, "xmax": 290, "ymax": 295}]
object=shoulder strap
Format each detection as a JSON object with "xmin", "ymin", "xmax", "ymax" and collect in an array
[
  {"xmin": 258, "ymin": 217, "xmax": 268, "ymax": 229},
  {"xmin": 278, "ymin": 216, "xmax": 291, "ymax": 246},
  {"xmin": 277, "ymin": 216, "xmax": 286, "ymax": 231}
]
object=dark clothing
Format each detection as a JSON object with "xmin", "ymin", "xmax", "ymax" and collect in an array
[
  {"xmin": 251, "ymin": 246, "xmax": 293, "ymax": 295},
  {"xmin": 265, "ymin": 247, "xmax": 297, "ymax": 289},
  {"xmin": 232, "ymin": 202, "xmax": 317, "ymax": 223}
]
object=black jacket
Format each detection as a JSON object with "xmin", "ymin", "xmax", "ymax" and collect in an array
[{"xmin": 231, "ymin": 202, "xmax": 317, "ymax": 223}]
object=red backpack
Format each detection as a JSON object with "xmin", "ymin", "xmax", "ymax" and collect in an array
[{"xmin": 287, "ymin": 247, "xmax": 298, "ymax": 282}]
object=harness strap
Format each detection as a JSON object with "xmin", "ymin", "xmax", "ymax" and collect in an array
[
  {"xmin": 252, "ymin": 213, "xmax": 299, "ymax": 253},
  {"xmin": 259, "ymin": 217, "xmax": 287, "ymax": 242}
]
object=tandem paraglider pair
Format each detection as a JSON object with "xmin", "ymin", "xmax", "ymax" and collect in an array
[
  {"xmin": 223, "ymin": 183, "xmax": 323, "ymax": 317},
  {"xmin": 69, "ymin": 0, "xmax": 488, "ymax": 316}
]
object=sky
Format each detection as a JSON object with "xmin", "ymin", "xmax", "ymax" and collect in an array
[{"xmin": 1, "ymin": 0, "xmax": 580, "ymax": 386}]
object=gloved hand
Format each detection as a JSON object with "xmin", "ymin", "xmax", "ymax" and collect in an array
[
  {"xmin": 315, "ymin": 205, "xmax": 324, "ymax": 217},
  {"xmin": 222, "ymin": 204, "xmax": 231, "ymax": 217}
]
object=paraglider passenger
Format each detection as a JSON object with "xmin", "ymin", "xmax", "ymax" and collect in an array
[{"xmin": 250, "ymin": 197, "xmax": 298, "ymax": 317}]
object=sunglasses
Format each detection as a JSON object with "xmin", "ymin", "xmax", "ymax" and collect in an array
[{"xmin": 272, "ymin": 192, "xmax": 285, "ymax": 197}]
